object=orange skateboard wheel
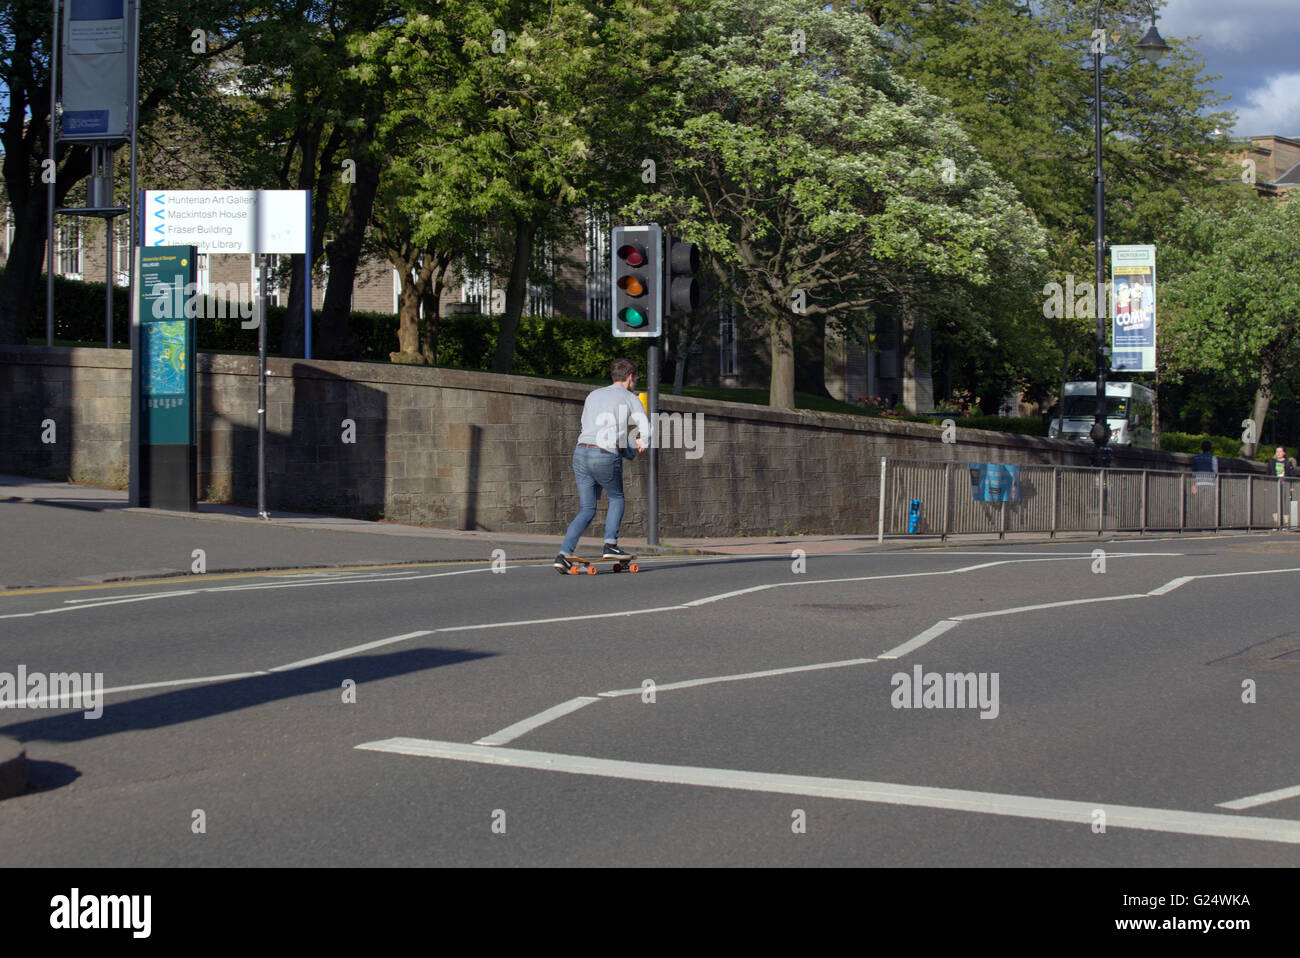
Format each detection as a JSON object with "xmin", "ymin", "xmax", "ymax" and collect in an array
[
  {"xmin": 586, "ymin": 564, "xmax": 597, "ymax": 575},
  {"xmin": 628, "ymin": 563, "xmax": 640, "ymax": 573}
]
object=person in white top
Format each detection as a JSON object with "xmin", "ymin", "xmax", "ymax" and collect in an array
[{"xmin": 556, "ymin": 358, "xmax": 650, "ymax": 569}]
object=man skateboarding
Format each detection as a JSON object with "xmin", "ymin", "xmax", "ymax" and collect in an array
[{"xmin": 555, "ymin": 358, "xmax": 651, "ymax": 572}]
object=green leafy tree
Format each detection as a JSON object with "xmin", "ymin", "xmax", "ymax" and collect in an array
[
  {"xmin": 1160, "ymin": 198, "xmax": 1300, "ymax": 457},
  {"xmin": 625, "ymin": 0, "xmax": 1047, "ymax": 408},
  {"xmin": 384, "ymin": 0, "xmax": 679, "ymax": 374},
  {"xmin": 234, "ymin": 1, "xmax": 408, "ymax": 359},
  {"xmin": 856, "ymin": 0, "xmax": 1239, "ymax": 408},
  {"xmin": 0, "ymin": 0, "xmax": 254, "ymax": 344}
]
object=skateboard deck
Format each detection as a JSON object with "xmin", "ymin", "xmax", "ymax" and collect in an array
[{"xmin": 560, "ymin": 556, "xmax": 640, "ymax": 575}]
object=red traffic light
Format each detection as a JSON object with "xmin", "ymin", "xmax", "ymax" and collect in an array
[{"xmin": 617, "ymin": 244, "xmax": 647, "ymax": 267}]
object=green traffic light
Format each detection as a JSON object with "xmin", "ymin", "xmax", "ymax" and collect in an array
[{"xmin": 619, "ymin": 307, "xmax": 646, "ymax": 328}]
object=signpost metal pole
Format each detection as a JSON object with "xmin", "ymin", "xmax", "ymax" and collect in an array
[
  {"xmin": 257, "ymin": 254, "xmax": 269, "ymax": 519},
  {"xmin": 647, "ymin": 342, "xmax": 659, "ymax": 545},
  {"xmin": 46, "ymin": 0, "xmax": 60, "ymax": 347}
]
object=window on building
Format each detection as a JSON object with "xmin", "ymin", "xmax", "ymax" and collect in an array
[
  {"xmin": 461, "ymin": 226, "xmax": 493, "ymax": 313},
  {"xmin": 114, "ymin": 219, "xmax": 131, "ymax": 286},
  {"xmin": 527, "ymin": 234, "xmax": 554, "ymax": 319},
  {"xmin": 585, "ymin": 209, "xmax": 611, "ymax": 325},
  {"xmin": 57, "ymin": 219, "xmax": 82, "ymax": 278}
]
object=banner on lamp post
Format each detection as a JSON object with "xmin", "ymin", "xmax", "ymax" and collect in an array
[{"xmin": 1111, "ymin": 244, "xmax": 1156, "ymax": 373}]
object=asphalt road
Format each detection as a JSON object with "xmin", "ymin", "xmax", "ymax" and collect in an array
[{"xmin": 1, "ymin": 527, "xmax": 1297, "ymax": 867}]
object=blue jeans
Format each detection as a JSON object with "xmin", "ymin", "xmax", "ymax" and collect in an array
[{"xmin": 562, "ymin": 446, "xmax": 625, "ymax": 554}]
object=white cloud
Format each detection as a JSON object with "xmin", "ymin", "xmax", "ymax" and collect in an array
[
  {"xmin": 1231, "ymin": 72, "xmax": 1300, "ymax": 138},
  {"xmin": 1157, "ymin": 0, "xmax": 1300, "ymax": 54}
]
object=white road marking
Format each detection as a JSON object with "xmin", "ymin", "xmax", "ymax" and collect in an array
[
  {"xmin": 950, "ymin": 594, "xmax": 1149, "ymax": 621},
  {"xmin": 0, "ymin": 591, "xmax": 199, "ymax": 618},
  {"xmin": 207, "ymin": 568, "xmax": 485, "ymax": 592},
  {"xmin": 598, "ymin": 658, "xmax": 876, "ymax": 697},
  {"xmin": 879, "ymin": 620, "xmax": 960, "ymax": 659},
  {"xmin": 475, "ymin": 697, "xmax": 602, "ymax": 746},
  {"xmin": 1196, "ymin": 566, "xmax": 1300, "ymax": 580},
  {"xmin": 3, "ymin": 567, "xmax": 493, "ymax": 619},
  {"xmin": 25, "ymin": 671, "xmax": 270, "ymax": 707},
  {"xmin": 677, "ymin": 557, "xmax": 1090, "ymax": 609},
  {"xmin": 268, "ymin": 630, "xmax": 436, "ymax": 672},
  {"xmin": 1217, "ymin": 784, "xmax": 1300, "ymax": 810},
  {"xmin": 63, "ymin": 591, "xmax": 176, "ymax": 603},
  {"xmin": 354, "ymin": 739, "xmax": 1300, "ymax": 846},
  {"xmin": 430, "ymin": 605, "xmax": 688, "ymax": 633},
  {"xmin": 23, "ymin": 630, "xmax": 439, "ymax": 709},
  {"xmin": 1147, "ymin": 576, "xmax": 1194, "ymax": 596},
  {"xmin": 472, "ymin": 563, "xmax": 1300, "ymax": 745}
]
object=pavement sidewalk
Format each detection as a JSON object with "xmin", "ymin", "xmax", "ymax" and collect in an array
[{"xmin": 1, "ymin": 473, "xmax": 1282, "ymax": 588}]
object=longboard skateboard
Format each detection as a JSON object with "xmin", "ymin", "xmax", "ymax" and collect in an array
[{"xmin": 560, "ymin": 556, "xmax": 640, "ymax": 575}]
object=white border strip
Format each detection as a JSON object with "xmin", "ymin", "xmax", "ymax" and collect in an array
[
  {"xmin": 1217, "ymin": 784, "xmax": 1300, "ymax": 810},
  {"xmin": 356, "ymin": 739, "xmax": 1300, "ymax": 845}
]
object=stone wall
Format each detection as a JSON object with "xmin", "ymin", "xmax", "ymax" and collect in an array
[{"xmin": 0, "ymin": 346, "xmax": 1268, "ymax": 537}]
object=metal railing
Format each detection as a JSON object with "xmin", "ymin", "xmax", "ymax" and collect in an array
[{"xmin": 877, "ymin": 457, "xmax": 1300, "ymax": 541}]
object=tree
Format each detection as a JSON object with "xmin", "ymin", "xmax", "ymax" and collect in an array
[
  {"xmin": 625, "ymin": 0, "xmax": 1047, "ymax": 408},
  {"xmin": 235, "ymin": 1, "xmax": 407, "ymax": 359},
  {"xmin": 386, "ymin": 0, "xmax": 680, "ymax": 374},
  {"xmin": 0, "ymin": 0, "xmax": 253, "ymax": 344},
  {"xmin": 858, "ymin": 0, "xmax": 1239, "ymax": 407},
  {"xmin": 1159, "ymin": 198, "xmax": 1300, "ymax": 457}
]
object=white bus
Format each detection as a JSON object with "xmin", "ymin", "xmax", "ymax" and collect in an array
[{"xmin": 1049, "ymin": 381, "xmax": 1155, "ymax": 448}]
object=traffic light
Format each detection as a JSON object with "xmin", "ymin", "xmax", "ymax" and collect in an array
[
  {"xmin": 612, "ymin": 224, "xmax": 662, "ymax": 337},
  {"xmin": 665, "ymin": 235, "xmax": 701, "ymax": 316}
]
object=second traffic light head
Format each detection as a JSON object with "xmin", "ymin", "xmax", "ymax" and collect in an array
[{"xmin": 667, "ymin": 236, "xmax": 701, "ymax": 314}]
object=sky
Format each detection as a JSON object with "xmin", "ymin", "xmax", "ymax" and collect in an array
[{"xmin": 1155, "ymin": 0, "xmax": 1300, "ymax": 138}]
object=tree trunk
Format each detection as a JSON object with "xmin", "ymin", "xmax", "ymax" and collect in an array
[
  {"xmin": 393, "ymin": 262, "xmax": 422, "ymax": 358},
  {"xmin": 1242, "ymin": 369, "xmax": 1273, "ymax": 459},
  {"xmin": 672, "ymin": 309, "xmax": 692, "ymax": 395},
  {"xmin": 317, "ymin": 146, "xmax": 381, "ymax": 359},
  {"xmin": 0, "ymin": 197, "xmax": 49, "ymax": 345},
  {"xmin": 280, "ymin": 126, "xmax": 323, "ymax": 358},
  {"xmin": 491, "ymin": 214, "xmax": 538, "ymax": 375},
  {"xmin": 0, "ymin": 147, "xmax": 92, "ymax": 345},
  {"xmin": 769, "ymin": 311, "xmax": 796, "ymax": 408},
  {"xmin": 421, "ymin": 250, "xmax": 452, "ymax": 365},
  {"xmin": 1057, "ymin": 350, "xmax": 1070, "ymax": 435}
]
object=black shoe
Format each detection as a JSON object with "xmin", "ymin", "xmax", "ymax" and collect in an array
[
  {"xmin": 603, "ymin": 543, "xmax": 632, "ymax": 560},
  {"xmin": 554, "ymin": 553, "xmax": 574, "ymax": 572}
]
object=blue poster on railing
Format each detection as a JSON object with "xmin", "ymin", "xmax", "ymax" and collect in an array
[{"xmin": 969, "ymin": 463, "xmax": 1021, "ymax": 502}]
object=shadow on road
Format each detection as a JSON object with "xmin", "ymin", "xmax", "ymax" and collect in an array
[{"xmin": 0, "ymin": 646, "xmax": 492, "ymax": 744}]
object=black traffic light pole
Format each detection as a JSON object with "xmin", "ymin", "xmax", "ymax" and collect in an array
[
  {"xmin": 610, "ymin": 225, "xmax": 699, "ymax": 548},
  {"xmin": 647, "ymin": 342, "xmax": 659, "ymax": 546}
]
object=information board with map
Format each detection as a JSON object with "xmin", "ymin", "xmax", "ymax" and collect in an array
[{"xmin": 138, "ymin": 247, "xmax": 195, "ymax": 444}]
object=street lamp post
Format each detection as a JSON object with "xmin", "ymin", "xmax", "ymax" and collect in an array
[{"xmin": 1089, "ymin": 1, "xmax": 1169, "ymax": 468}]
